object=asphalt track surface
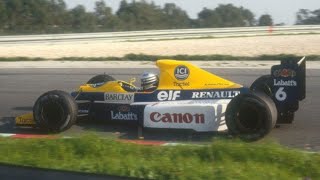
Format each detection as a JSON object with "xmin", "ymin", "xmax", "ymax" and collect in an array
[{"xmin": 0, "ymin": 68, "xmax": 319, "ymax": 152}]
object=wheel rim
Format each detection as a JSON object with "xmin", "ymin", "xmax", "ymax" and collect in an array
[
  {"xmin": 235, "ymin": 100, "xmax": 265, "ymax": 133},
  {"xmin": 41, "ymin": 100, "xmax": 65, "ymax": 127}
]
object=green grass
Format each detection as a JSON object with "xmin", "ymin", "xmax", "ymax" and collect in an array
[
  {"xmin": 0, "ymin": 53, "xmax": 319, "ymax": 62},
  {"xmin": 0, "ymin": 135, "xmax": 319, "ymax": 179}
]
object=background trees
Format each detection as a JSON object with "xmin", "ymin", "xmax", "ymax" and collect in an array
[
  {"xmin": 296, "ymin": 8, "xmax": 320, "ymax": 25},
  {"xmin": 258, "ymin": 14, "xmax": 273, "ymax": 26},
  {"xmin": 0, "ymin": 0, "xmax": 317, "ymax": 35},
  {"xmin": 94, "ymin": 0, "xmax": 118, "ymax": 31},
  {"xmin": 116, "ymin": 0, "xmax": 165, "ymax": 30},
  {"xmin": 162, "ymin": 3, "xmax": 190, "ymax": 29},
  {"xmin": 197, "ymin": 4, "xmax": 254, "ymax": 28}
]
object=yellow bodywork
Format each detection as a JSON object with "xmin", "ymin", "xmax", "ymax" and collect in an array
[
  {"xmin": 156, "ymin": 60, "xmax": 242, "ymax": 90},
  {"xmin": 16, "ymin": 59, "xmax": 242, "ymax": 126},
  {"xmin": 79, "ymin": 81, "xmax": 132, "ymax": 93},
  {"xmin": 78, "ymin": 59, "xmax": 242, "ymax": 93},
  {"xmin": 15, "ymin": 113, "xmax": 36, "ymax": 126}
]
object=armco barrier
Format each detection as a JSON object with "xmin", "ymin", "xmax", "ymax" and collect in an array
[{"xmin": 0, "ymin": 25, "xmax": 319, "ymax": 43}]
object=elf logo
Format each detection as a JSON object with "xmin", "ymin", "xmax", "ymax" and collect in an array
[{"xmin": 157, "ymin": 91, "xmax": 181, "ymax": 101}]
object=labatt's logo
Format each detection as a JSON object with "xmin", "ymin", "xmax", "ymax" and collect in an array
[
  {"xmin": 111, "ymin": 111, "xmax": 138, "ymax": 120},
  {"xmin": 274, "ymin": 79, "xmax": 297, "ymax": 86},
  {"xmin": 150, "ymin": 112, "xmax": 205, "ymax": 124},
  {"xmin": 192, "ymin": 91, "xmax": 240, "ymax": 99},
  {"xmin": 273, "ymin": 69, "xmax": 296, "ymax": 78}
]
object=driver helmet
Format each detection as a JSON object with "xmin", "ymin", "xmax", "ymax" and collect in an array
[{"xmin": 140, "ymin": 72, "xmax": 159, "ymax": 91}]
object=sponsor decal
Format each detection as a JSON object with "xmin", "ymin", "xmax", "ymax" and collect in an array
[
  {"xmin": 118, "ymin": 105, "xmax": 131, "ymax": 112},
  {"xmin": 273, "ymin": 69, "xmax": 296, "ymax": 78},
  {"xmin": 78, "ymin": 110, "xmax": 89, "ymax": 113},
  {"xmin": 150, "ymin": 112, "xmax": 205, "ymax": 124},
  {"xmin": 111, "ymin": 111, "xmax": 138, "ymax": 120},
  {"xmin": 274, "ymin": 79, "xmax": 297, "ymax": 86},
  {"xmin": 204, "ymin": 83, "xmax": 229, "ymax": 86},
  {"xmin": 174, "ymin": 66, "xmax": 190, "ymax": 80},
  {"xmin": 91, "ymin": 82, "xmax": 104, "ymax": 88},
  {"xmin": 111, "ymin": 105, "xmax": 137, "ymax": 120},
  {"xmin": 144, "ymin": 101, "xmax": 230, "ymax": 132},
  {"xmin": 173, "ymin": 82, "xmax": 190, "ymax": 87},
  {"xmin": 16, "ymin": 117, "xmax": 35, "ymax": 125},
  {"xmin": 104, "ymin": 93, "xmax": 134, "ymax": 104},
  {"xmin": 157, "ymin": 90, "xmax": 181, "ymax": 101},
  {"xmin": 192, "ymin": 91, "xmax": 240, "ymax": 99},
  {"xmin": 187, "ymin": 99, "xmax": 231, "ymax": 105}
]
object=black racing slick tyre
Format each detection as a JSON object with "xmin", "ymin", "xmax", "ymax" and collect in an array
[
  {"xmin": 87, "ymin": 74, "xmax": 115, "ymax": 84},
  {"xmin": 33, "ymin": 90, "xmax": 78, "ymax": 133},
  {"xmin": 250, "ymin": 75, "xmax": 273, "ymax": 97},
  {"xmin": 226, "ymin": 92, "xmax": 277, "ymax": 141}
]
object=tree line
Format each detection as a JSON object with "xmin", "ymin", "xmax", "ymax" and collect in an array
[{"xmin": 0, "ymin": 0, "xmax": 318, "ymax": 35}]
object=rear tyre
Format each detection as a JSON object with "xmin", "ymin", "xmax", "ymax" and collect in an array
[
  {"xmin": 226, "ymin": 92, "xmax": 277, "ymax": 141},
  {"xmin": 250, "ymin": 75, "xmax": 273, "ymax": 96},
  {"xmin": 33, "ymin": 90, "xmax": 78, "ymax": 133},
  {"xmin": 87, "ymin": 74, "xmax": 115, "ymax": 85},
  {"xmin": 250, "ymin": 75, "xmax": 296, "ymax": 124}
]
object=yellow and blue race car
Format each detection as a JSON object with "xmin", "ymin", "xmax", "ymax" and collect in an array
[{"xmin": 16, "ymin": 58, "xmax": 306, "ymax": 140}]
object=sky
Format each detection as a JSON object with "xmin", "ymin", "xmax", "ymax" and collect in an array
[{"xmin": 64, "ymin": 0, "xmax": 320, "ymax": 25}]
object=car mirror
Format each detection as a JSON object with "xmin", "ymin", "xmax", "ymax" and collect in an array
[{"xmin": 129, "ymin": 78, "xmax": 136, "ymax": 84}]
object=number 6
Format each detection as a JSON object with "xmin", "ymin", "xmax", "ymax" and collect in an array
[{"xmin": 276, "ymin": 87, "xmax": 287, "ymax": 101}]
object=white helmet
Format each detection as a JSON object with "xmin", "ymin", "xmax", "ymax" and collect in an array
[{"xmin": 140, "ymin": 72, "xmax": 159, "ymax": 91}]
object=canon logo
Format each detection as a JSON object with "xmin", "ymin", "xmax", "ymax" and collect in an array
[{"xmin": 150, "ymin": 112, "xmax": 205, "ymax": 124}]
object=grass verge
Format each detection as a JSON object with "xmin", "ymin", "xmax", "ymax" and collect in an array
[
  {"xmin": 0, "ymin": 54, "xmax": 319, "ymax": 62},
  {"xmin": 0, "ymin": 135, "xmax": 319, "ymax": 179}
]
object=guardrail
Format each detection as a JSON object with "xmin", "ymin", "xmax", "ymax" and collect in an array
[{"xmin": 0, "ymin": 25, "xmax": 319, "ymax": 43}]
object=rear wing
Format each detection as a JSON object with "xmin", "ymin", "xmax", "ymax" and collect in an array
[
  {"xmin": 278, "ymin": 57, "xmax": 306, "ymax": 100},
  {"xmin": 271, "ymin": 57, "xmax": 306, "ymax": 113},
  {"xmin": 297, "ymin": 57, "xmax": 306, "ymax": 100}
]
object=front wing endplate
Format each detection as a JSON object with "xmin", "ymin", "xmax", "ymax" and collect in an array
[{"xmin": 15, "ymin": 113, "xmax": 36, "ymax": 126}]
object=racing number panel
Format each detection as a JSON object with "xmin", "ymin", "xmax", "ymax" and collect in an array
[{"xmin": 271, "ymin": 58, "xmax": 306, "ymax": 113}]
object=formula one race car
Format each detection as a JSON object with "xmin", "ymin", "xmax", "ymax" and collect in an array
[{"xmin": 16, "ymin": 58, "xmax": 306, "ymax": 140}]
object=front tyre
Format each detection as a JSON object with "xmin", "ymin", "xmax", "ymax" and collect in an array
[
  {"xmin": 226, "ymin": 92, "xmax": 277, "ymax": 141},
  {"xmin": 87, "ymin": 74, "xmax": 115, "ymax": 84},
  {"xmin": 33, "ymin": 90, "xmax": 78, "ymax": 133}
]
